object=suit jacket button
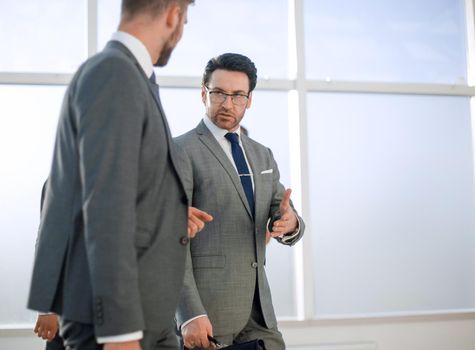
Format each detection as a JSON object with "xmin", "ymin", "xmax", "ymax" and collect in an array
[
  {"xmin": 251, "ymin": 262, "xmax": 258, "ymax": 268},
  {"xmin": 180, "ymin": 236, "xmax": 189, "ymax": 245}
]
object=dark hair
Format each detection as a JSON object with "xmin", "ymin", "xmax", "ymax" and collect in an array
[
  {"xmin": 121, "ymin": 0, "xmax": 194, "ymax": 18},
  {"xmin": 202, "ymin": 53, "xmax": 258, "ymax": 93}
]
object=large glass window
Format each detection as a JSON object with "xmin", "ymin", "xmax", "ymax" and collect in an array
[
  {"xmin": 0, "ymin": 85, "xmax": 66, "ymax": 325},
  {"xmin": 0, "ymin": 0, "xmax": 473, "ymax": 329},
  {"xmin": 98, "ymin": 0, "xmax": 289, "ymax": 78},
  {"xmin": 0, "ymin": 0, "xmax": 86, "ymax": 73},
  {"xmin": 304, "ymin": 0, "xmax": 467, "ymax": 84},
  {"xmin": 307, "ymin": 92, "xmax": 475, "ymax": 316},
  {"xmin": 160, "ymin": 88, "xmax": 204, "ymax": 137},
  {"xmin": 97, "ymin": 0, "xmax": 121, "ymax": 51}
]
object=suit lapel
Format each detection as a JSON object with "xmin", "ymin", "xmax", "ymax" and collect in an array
[
  {"xmin": 148, "ymin": 83, "xmax": 188, "ymax": 194},
  {"xmin": 106, "ymin": 41, "xmax": 187, "ymax": 194},
  {"xmin": 196, "ymin": 121, "xmax": 253, "ymax": 220}
]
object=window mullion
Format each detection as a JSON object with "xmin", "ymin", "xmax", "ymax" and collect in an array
[{"xmin": 87, "ymin": 0, "xmax": 98, "ymax": 57}]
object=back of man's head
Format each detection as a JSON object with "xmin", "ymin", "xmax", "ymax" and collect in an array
[
  {"xmin": 202, "ymin": 53, "xmax": 258, "ymax": 93},
  {"xmin": 121, "ymin": 0, "xmax": 194, "ymax": 19}
]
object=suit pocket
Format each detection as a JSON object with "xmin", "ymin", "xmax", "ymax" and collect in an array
[
  {"xmin": 192, "ymin": 255, "xmax": 225, "ymax": 269},
  {"xmin": 256, "ymin": 173, "xmax": 273, "ymax": 205},
  {"xmin": 258, "ymin": 172, "xmax": 273, "ymax": 181}
]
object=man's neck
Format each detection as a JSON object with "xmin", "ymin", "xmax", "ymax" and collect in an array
[{"xmin": 118, "ymin": 19, "xmax": 165, "ymax": 65}]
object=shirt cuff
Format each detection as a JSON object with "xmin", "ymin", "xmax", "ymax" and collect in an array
[
  {"xmin": 180, "ymin": 314, "xmax": 207, "ymax": 330},
  {"xmin": 97, "ymin": 331, "xmax": 143, "ymax": 344},
  {"xmin": 278, "ymin": 214, "xmax": 301, "ymax": 243}
]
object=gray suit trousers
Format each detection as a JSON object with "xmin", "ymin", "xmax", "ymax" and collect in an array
[{"xmin": 61, "ymin": 320, "xmax": 179, "ymax": 350}]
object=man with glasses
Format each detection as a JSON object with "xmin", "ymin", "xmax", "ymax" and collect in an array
[{"xmin": 175, "ymin": 53, "xmax": 305, "ymax": 349}]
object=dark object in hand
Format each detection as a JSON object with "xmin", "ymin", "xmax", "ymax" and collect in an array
[
  {"xmin": 208, "ymin": 336, "xmax": 266, "ymax": 350},
  {"xmin": 266, "ymin": 211, "xmax": 281, "ymax": 233}
]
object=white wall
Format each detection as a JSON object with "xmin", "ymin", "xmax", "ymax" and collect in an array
[{"xmin": 280, "ymin": 315, "xmax": 475, "ymax": 350}]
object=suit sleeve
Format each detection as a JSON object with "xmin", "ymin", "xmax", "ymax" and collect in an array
[
  {"xmin": 176, "ymin": 247, "xmax": 207, "ymax": 326},
  {"xmin": 34, "ymin": 180, "xmax": 48, "ymax": 252},
  {"xmin": 75, "ymin": 58, "xmax": 147, "ymax": 336},
  {"xmin": 267, "ymin": 148, "xmax": 305, "ymax": 246},
  {"xmin": 174, "ymin": 142, "xmax": 194, "ymax": 202}
]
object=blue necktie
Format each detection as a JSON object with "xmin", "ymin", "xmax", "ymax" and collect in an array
[{"xmin": 225, "ymin": 132, "xmax": 255, "ymax": 216}]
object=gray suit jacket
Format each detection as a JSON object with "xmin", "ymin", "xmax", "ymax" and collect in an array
[
  {"xmin": 175, "ymin": 120, "xmax": 304, "ymax": 336},
  {"xmin": 28, "ymin": 41, "xmax": 189, "ymax": 338}
]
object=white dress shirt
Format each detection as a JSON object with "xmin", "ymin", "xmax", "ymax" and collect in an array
[{"xmin": 203, "ymin": 116, "xmax": 255, "ymax": 189}]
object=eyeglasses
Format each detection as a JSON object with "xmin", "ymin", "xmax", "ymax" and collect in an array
[{"xmin": 204, "ymin": 86, "xmax": 249, "ymax": 106}]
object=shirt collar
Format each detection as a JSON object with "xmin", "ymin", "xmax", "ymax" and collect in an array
[
  {"xmin": 111, "ymin": 31, "xmax": 154, "ymax": 80},
  {"xmin": 203, "ymin": 116, "xmax": 242, "ymax": 142}
]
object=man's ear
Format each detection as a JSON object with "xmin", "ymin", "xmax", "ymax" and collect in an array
[
  {"xmin": 165, "ymin": 4, "xmax": 181, "ymax": 30},
  {"xmin": 246, "ymin": 92, "xmax": 253, "ymax": 109},
  {"xmin": 201, "ymin": 86, "xmax": 207, "ymax": 104}
]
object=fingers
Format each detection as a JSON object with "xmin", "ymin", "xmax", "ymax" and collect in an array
[
  {"xmin": 187, "ymin": 216, "xmax": 203, "ymax": 238},
  {"xmin": 273, "ymin": 188, "xmax": 295, "ymax": 236},
  {"xmin": 34, "ymin": 320, "xmax": 40, "ymax": 334},
  {"xmin": 34, "ymin": 315, "xmax": 59, "ymax": 341},
  {"xmin": 189, "ymin": 210, "xmax": 210, "ymax": 230},
  {"xmin": 182, "ymin": 317, "xmax": 213, "ymax": 349},
  {"xmin": 36, "ymin": 327, "xmax": 55, "ymax": 340},
  {"xmin": 188, "ymin": 207, "xmax": 213, "ymax": 238},
  {"xmin": 190, "ymin": 207, "xmax": 213, "ymax": 222},
  {"xmin": 271, "ymin": 224, "xmax": 291, "ymax": 236},
  {"xmin": 270, "ymin": 221, "xmax": 289, "ymax": 236},
  {"xmin": 183, "ymin": 333, "xmax": 210, "ymax": 348},
  {"xmin": 183, "ymin": 329, "xmax": 211, "ymax": 348},
  {"xmin": 187, "ymin": 218, "xmax": 199, "ymax": 238},
  {"xmin": 271, "ymin": 210, "xmax": 297, "ymax": 236},
  {"xmin": 279, "ymin": 188, "xmax": 292, "ymax": 212},
  {"xmin": 45, "ymin": 330, "xmax": 55, "ymax": 341}
]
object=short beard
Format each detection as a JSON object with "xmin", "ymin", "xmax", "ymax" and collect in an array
[
  {"xmin": 154, "ymin": 18, "xmax": 182, "ymax": 67},
  {"xmin": 155, "ymin": 44, "xmax": 173, "ymax": 67}
]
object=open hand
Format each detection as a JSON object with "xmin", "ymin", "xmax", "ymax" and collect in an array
[{"xmin": 270, "ymin": 189, "xmax": 297, "ymax": 237}]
